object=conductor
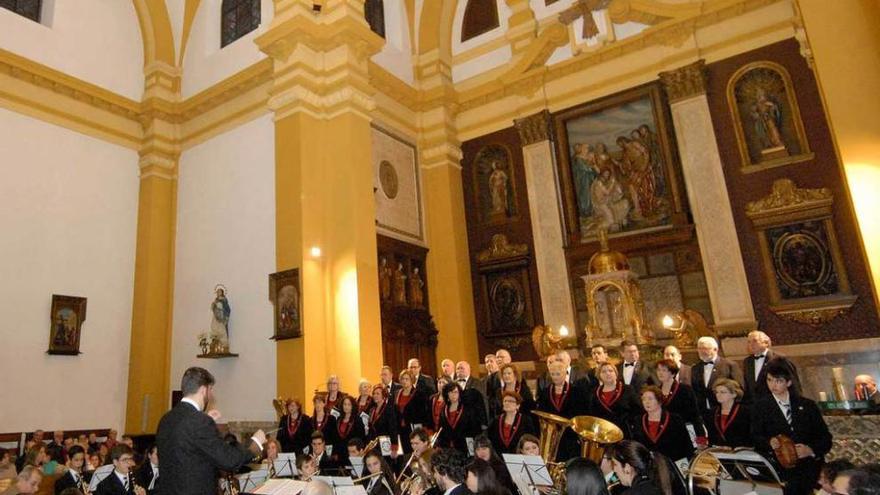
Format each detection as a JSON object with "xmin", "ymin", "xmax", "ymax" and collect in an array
[{"xmin": 157, "ymin": 367, "xmax": 268, "ymax": 495}]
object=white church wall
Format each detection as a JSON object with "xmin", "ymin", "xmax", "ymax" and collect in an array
[
  {"xmin": 181, "ymin": 0, "xmax": 274, "ymax": 98},
  {"xmin": 171, "ymin": 114, "xmax": 277, "ymax": 422},
  {"xmin": 0, "ymin": 0, "xmax": 144, "ymax": 100},
  {"xmin": 0, "ymin": 108, "xmax": 139, "ymax": 433}
]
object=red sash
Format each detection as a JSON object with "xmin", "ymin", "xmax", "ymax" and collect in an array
[
  {"xmin": 715, "ymin": 403, "xmax": 740, "ymax": 441},
  {"xmin": 662, "ymin": 381, "xmax": 679, "ymax": 406},
  {"xmin": 338, "ymin": 417, "xmax": 354, "ymax": 438},
  {"xmin": 370, "ymin": 401, "xmax": 387, "ymax": 427},
  {"xmin": 287, "ymin": 415, "xmax": 301, "ymax": 436},
  {"xmin": 445, "ymin": 405, "xmax": 464, "ymax": 429},
  {"xmin": 498, "ymin": 413, "xmax": 521, "ymax": 448},
  {"xmin": 326, "ymin": 394, "xmax": 339, "ymax": 412},
  {"xmin": 550, "ymin": 382, "xmax": 570, "ymax": 412},
  {"xmin": 596, "ymin": 383, "xmax": 623, "ymax": 413},
  {"xmin": 642, "ymin": 412, "xmax": 670, "ymax": 444},
  {"xmin": 432, "ymin": 397, "xmax": 445, "ymax": 428}
]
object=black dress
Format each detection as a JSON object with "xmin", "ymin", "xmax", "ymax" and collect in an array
[
  {"xmin": 437, "ymin": 403, "xmax": 483, "ymax": 453},
  {"xmin": 311, "ymin": 413, "xmax": 339, "ymax": 451},
  {"xmin": 277, "ymin": 414, "xmax": 314, "ymax": 454},
  {"xmin": 629, "ymin": 411, "xmax": 695, "ymax": 462},
  {"xmin": 394, "ymin": 388, "xmax": 431, "ymax": 452},
  {"xmin": 707, "ymin": 402, "xmax": 751, "ymax": 448},
  {"xmin": 588, "ymin": 383, "xmax": 642, "ymax": 437},
  {"xmin": 334, "ymin": 414, "xmax": 367, "ymax": 464},
  {"xmin": 487, "ymin": 412, "xmax": 538, "ymax": 454},
  {"xmin": 367, "ymin": 400, "xmax": 399, "ymax": 445},
  {"xmin": 661, "ymin": 381, "xmax": 705, "ymax": 436},
  {"xmin": 535, "ymin": 381, "xmax": 590, "ymax": 461}
]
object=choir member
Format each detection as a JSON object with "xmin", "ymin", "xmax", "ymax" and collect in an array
[
  {"xmin": 655, "ymin": 359, "xmax": 704, "ymax": 439},
  {"xmin": 707, "ymin": 378, "xmax": 750, "ymax": 448},
  {"xmin": 472, "ymin": 435, "xmax": 516, "ymax": 495},
  {"xmin": 430, "ymin": 376, "xmax": 451, "ymax": 433},
  {"xmin": 662, "ymin": 346, "xmax": 691, "ymax": 386},
  {"xmin": 492, "ymin": 363, "xmax": 535, "ymax": 418},
  {"xmin": 691, "ymin": 337, "xmax": 744, "ymax": 421},
  {"xmin": 485, "ymin": 354, "xmax": 501, "ymax": 409},
  {"xmin": 487, "ymin": 391, "xmax": 537, "ymax": 454},
  {"xmin": 326, "ymin": 375, "xmax": 347, "ymax": 413},
  {"xmin": 368, "ymin": 385, "xmax": 400, "ymax": 449},
  {"xmin": 588, "ymin": 363, "xmax": 642, "ymax": 436},
  {"xmin": 536, "ymin": 354, "xmax": 560, "ymax": 396},
  {"xmin": 395, "ymin": 370, "xmax": 432, "ymax": 453},
  {"xmin": 608, "ymin": 440, "xmax": 668, "ymax": 495},
  {"xmin": 363, "ymin": 450, "xmax": 399, "ymax": 495},
  {"xmin": 278, "ymin": 398, "xmax": 314, "ymax": 454},
  {"xmin": 751, "ymin": 363, "xmax": 831, "ymax": 495},
  {"xmin": 465, "ymin": 458, "xmax": 510, "ymax": 495},
  {"xmin": 440, "ymin": 359, "xmax": 456, "ymax": 382},
  {"xmin": 54, "ymin": 445, "xmax": 89, "ymax": 495},
  {"xmin": 357, "ymin": 379, "xmax": 376, "ymax": 415},
  {"xmin": 588, "ymin": 345, "xmax": 611, "ymax": 391},
  {"xmin": 743, "ymin": 330, "xmax": 801, "ymax": 401},
  {"xmin": 408, "ymin": 359, "xmax": 437, "ymax": 395},
  {"xmin": 380, "ymin": 366, "xmax": 402, "ymax": 399},
  {"xmin": 134, "ymin": 445, "xmax": 158, "ymax": 494},
  {"xmin": 536, "ymin": 362, "xmax": 589, "ymax": 461},
  {"xmin": 454, "ymin": 361, "xmax": 489, "ymax": 428},
  {"xmin": 309, "ymin": 432, "xmax": 338, "ymax": 472},
  {"xmin": 437, "ymin": 383, "xmax": 483, "ymax": 453},
  {"xmin": 618, "ymin": 342, "xmax": 653, "ymax": 391},
  {"xmin": 311, "ymin": 394, "xmax": 339, "ymax": 449},
  {"xmin": 629, "ymin": 386, "xmax": 694, "ymax": 462},
  {"xmin": 335, "ymin": 395, "xmax": 367, "ymax": 465}
]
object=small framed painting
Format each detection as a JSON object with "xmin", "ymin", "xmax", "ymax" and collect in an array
[
  {"xmin": 269, "ymin": 268, "xmax": 302, "ymax": 340},
  {"xmin": 48, "ymin": 295, "xmax": 87, "ymax": 355}
]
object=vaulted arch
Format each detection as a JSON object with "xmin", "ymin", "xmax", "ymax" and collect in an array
[
  {"xmin": 132, "ymin": 0, "xmax": 176, "ymax": 67},
  {"xmin": 418, "ymin": 0, "xmax": 457, "ymax": 63}
]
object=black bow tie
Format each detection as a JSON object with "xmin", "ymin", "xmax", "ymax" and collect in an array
[
  {"xmin": 624, "ymin": 363, "xmax": 635, "ymax": 368},
  {"xmin": 755, "ymin": 353, "xmax": 767, "ymax": 359},
  {"xmin": 704, "ymin": 361, "xmax": 714, "ymax": 366}
]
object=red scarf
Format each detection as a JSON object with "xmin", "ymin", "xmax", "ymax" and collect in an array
[
  {"xmin": 287, "ymin": 414, "xmax": 301, "ymax": 436},
  {"xmin": 596, "ymin": 383, "xmax": 623, "ymax": 412},
  {"xmin": 445, "ymin": 404, "xmax": 464, "ymax": 429},
  {"xmin": 550, "ymin": 382, "xmax": 570, "ymax": 412},
  {"xmin": 642, "ymin": 412, "xmax": 670, "ymax": 444},
  {"xmin": 370, "ymin": 401, "xmax": 387, "ymax": 427},
  {"xmin": 498, "ymin": 413, "xmax": 521, "ymax": 448},
  {"xmin": 338, "ymin": 416, "xmax": 354, "ymax": 438},
  {"xmin": 715, "ymin": 403, "xmax": 741, "ymax": 440},
  {"xmin": 662, "ymin": 381, "xmax": 679, "ymax": 405},
  {"xmin": 432, "ymin": 397, "xmax": 445, "ymax": 429}
]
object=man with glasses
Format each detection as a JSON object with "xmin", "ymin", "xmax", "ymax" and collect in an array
[
  {"xmin": 408, "ymin": 358, "xmax": 436, "ymax": 395},
  {"xmin": 94, "ymin": 445, "xmax": 143, "ymax": 495}
]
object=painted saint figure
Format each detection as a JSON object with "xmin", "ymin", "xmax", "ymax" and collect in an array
[
  {"xmin": 751, "ymin": 88, "xmax": 786, "ymax": 152},
  {"xmin": 409, "ymin": 267, "xmax": 425, "ymax": 308},
  {"xmin": 571, "ymin": 143, "xmax": 599, "ymax": 218},
  {"xmin": 392, "ymin": 263, "xmax": 407, "ymax": 306},
  {"xmin": 210, "ymin": 285, "xmax": 231, "ymax": 349},
  {"xmin": 591, "ymin": 168, "xmax": 631, "ymax": 233},
  {"xmin": 488, "ymin": 160, "xmax": 510, "ymax": 215},
  {"xmin": 379, "ymin": 257, "xmax": 392, "ymax": 302}
]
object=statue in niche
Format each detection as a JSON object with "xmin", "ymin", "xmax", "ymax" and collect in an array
[
  {"xmin": 207, "ymin": 285, "xmax": 231, "ymax": 353},
  {"xmin": 751, "ymin": 88, "xmax": 787, "ymax": 153},
  {"xmin": 488, "ymin": 160, "xmax": 511, "ymax": 215},
  {"xmin": 379, "ymin": 257, "xmax": 392, "ymax": 302},
  {"xmin": 392, "ymin": 263, "xmax": 407, "ymax": 306},
  {"xmin": 409, "ymin": 267, "xmax": 425, "ymax": 308}
]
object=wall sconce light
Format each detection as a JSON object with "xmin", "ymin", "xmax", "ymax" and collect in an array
[
  {"xmin": 662, "ymin": 314, "xmax": 674, "ymax": 328},
  {"xmin": 559, "ymin": 325, "xmax": 570, "ymax": 337},
  {"xmin": 310, "ymin": 246, "xmax": 322, "ymax": 258}
]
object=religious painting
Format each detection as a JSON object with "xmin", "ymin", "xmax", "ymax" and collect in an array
[
  {"xmin": 482, "ymin": 269, "xmax": 535, "ymax": 335},
  {"xmin": 727, "ymin": 61, "xmax": 813, "ymax": 173},
  {"xmin": 269, "ymin": 268, "xmax": 302, "ymax": 340},
  {"xmin": 765, "ymin": 221, "xmax": 839, "ymax": 300},
  {"xmin": 47, "ymin": 295, "xmax": 86, "ymax": 355},
  {"xmin": 554, "ymin": 84, "xmax": 683, "ymax": 242},
  {"xmin": 472, "ymin": 144, "xmax": 518, "ymax": 224},
  {"xmin": 371, "ymin": 125, "xmax": 424, "ymax": 244}
]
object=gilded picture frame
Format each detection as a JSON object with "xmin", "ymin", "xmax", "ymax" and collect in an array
[
  {"xmin": 48, "ymin": 295, "xmax": 87, "ymax": 355},
  {"xmin": 727, "ymin": 61, "xmax": 814, "ymax": 173},
  {"xmin": 269, "ymin": 268, "xmax": 302, "ymax": 340}
]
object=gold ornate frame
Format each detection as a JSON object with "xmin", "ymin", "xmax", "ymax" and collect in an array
[
  {"xmin": 727, "ymin": 61, "xmax": 814, "ymax": 174},
  {"xmin": 745, "ymin": 179, "xmax": 856, "ymax": 326}
]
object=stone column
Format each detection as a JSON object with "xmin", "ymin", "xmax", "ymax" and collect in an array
[
  {"xmin": 514, "ymin": 111, "xmax": 576, "ymax": 334},
  {"xmin": 659, "ymin": 61, "xmax": 756, "ymax": 335}
]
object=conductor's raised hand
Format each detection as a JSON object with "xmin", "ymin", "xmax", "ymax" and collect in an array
[{"xmin": 206, "ymin": 409, "xmax": 222, "ymax": 422}]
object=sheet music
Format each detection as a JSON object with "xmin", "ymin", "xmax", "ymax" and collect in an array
[
  {"xmin": 335, "ymin": 486, "xmax": 368, "ymax": 495},
  {"xmin": 274, "ymin": 454, "xmax": 299, "ymax": 478},
  {"xmin": 378, "ymin": 436, "xmax": 392, "ymax": 457},
  {"xmin": 359, "ymin": 412, "xmax": 370, "ymax": 435},
  {"xmin": 465, "ymin": 437, "xmax": 475, "ymax": 457},
  {"xmin": 238, "ymin": 468, "xmax": 269, "ymax": 492},
  {"xmin": 502, "ymin": 454, "xmax": 553, "ymax": 487},
  {"xmin": 253, "ymin": 479, "xmax": 308, "ymax": 495},
  {"xmin": 330, "ymin": 409, "xmax": 341, "ymax": 419},
  {"xmin": 348, "ymin": 456, "xmax": 365, "ymax": 477},
  {"xmin": 88, "ymin": 465, "xmax": 115, "ymax": 492}
]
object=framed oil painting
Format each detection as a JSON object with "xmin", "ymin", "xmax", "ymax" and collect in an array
[
  {"xmin": 471, "ymin": 144, "xmax": 518, "ymax": 225},
  {"xmin": 553, "ymin": 83, "xmax": 685, "ymax": 243},
  {"xmin": 727, "ymin": 61, "xmax": 813, "ymax": 173},
  {"xmin": 269, "ymin": 268, "xmax": 302, "ymax": 340},
  {"xmin": 48, "ymin": 295, "xmax": 86, "ymax": 355}
]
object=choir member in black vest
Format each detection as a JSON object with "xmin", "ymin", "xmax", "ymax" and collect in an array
[
  {"xmin": 588, "ymin": 363, "xmax": 642, "ymax": 437},
  {"xmin": 438, "ymin": 382, "xmax": 483, "ymax": 453},
  {"xmin": 368, "ymin": 385, "xmax": 400, "ymax": 454},
  {"xmin": 278, "ymin": 398, "xmax": 314, "ymax": 454},
  {"xmin": 94, "ymin": 445, "xmax": 143, "ymax": 495},
  {"xmin": 357, "ymin": 380, "xmax": 376, "ymax": 415},
  {"xmin": 325, "ymin": 375, "xmax": 348, "ymax": 414},
  {"xmin": 395, "ymin": 370, "xmax": 431, "ymax": 453},
  {"xmin": 487, "ymin": 391, "xmax": 537, "ymax": 454},
  {"xmin": 473, "ymin": 435, "xmax": 517, "ymax": 495},
  {"xmin": 311, "ymin": 394, "xmax": 339, "ymax": 451},
  {"xmin": 309, "ymin": 432, "xmax": 339, "ymax": 472},
  {"xmin": 134, "ymin": 445, "xmax": 159, "ymax": 494},
  {"xmin": 629, "ymin": 386, "xmax": 694, "ymax": 462},
  {"xmin": 362, "ymin": 450, "xmax": 399, "ymax": 495},
  {"xmin": 751, "ymin": 363, "xmax": 831, "ymax": 495},
  {"xmin": 430, "ymin": 376, "xmax": 452, "ymax": 433},
  {"xmin": 536, "ymin": 362, "xmax": 590, "ymax": 461},
  {"xmin": 493, "ymin": 363, "xmax": 536, "ymax": 418},
  {"xmin": 335, "ymin": 395, "xmax": 367, "ymax": 465},
  {"xmin": 655, "ymin": 359, "xmax": 705, "ymax": 441},
  {"xmin": 55, "ymin": 445, "xmax": 91, "ymax": 495},
  {"xmin": 707, "ymin": 378, "xmax": 750, "ymax": 448}
]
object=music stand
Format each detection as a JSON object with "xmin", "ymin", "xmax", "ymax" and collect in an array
[
  {"xmin": 313, "ymin": 476, "xmax": 354, "ymax": 488},
  {"xmin": 689, "ymin": 448, "xmax": 783, "ymax": 495},
  {"xmin": 274, "ymin": 453, "xmax": 299, "ymax": 478},
  {"xmin": 88, "ymin": 465, "xmax": 115, "ymax": 492},
  {"xmin": 238, "ymin": 468, "xmax": 270, "ymax": 493},
  {"xmin": 503, "ymin": 454, "xmax": 553, "ymax": 495},
  {"xmin": 348, "ymin": 456, "xmax": 365, "ymax": 477},
  {"xmin": 249, "ymin": 478, "xmax": 308, "ymax": 495}
]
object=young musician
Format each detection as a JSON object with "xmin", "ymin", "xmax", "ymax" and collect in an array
[
  {"xmin": 588, "ymin": 363, "xmax": 641, "ymax": 436},
  {"xmin": 472, "ymin": 435, "xmax": 516, "ymax": 495},
  {"xmin": 335, "ymin": 395, "xmax": 367, "ymax": 465},
  {"xmin": 94, "ymin": 445, "xmax": 145, "ymax": 495},
  {"xmin": 395, "ymin": 370, "xmax": 431, "ymax": 453},
  {"xmin": 437, "ymin": 383, "xmax": 483, "ymax": 453},
  {"xmin": 309, "ymin": 432, "xmax": 338, "ymax": 472},
  {"xmin": 487, "ymin": 391, "xmax": 537, "ymax": 454},
  {"xmin": 751, "ymin": 363, "xmax": 832, "ymax": 495},
  {"xmin": 263, "ymin": 439, "xmax": 282, "ymax": 477},
  {"xmin": 134, "ymin": 445, "xmax": 159, "ymax": 494},
  {"xmin": 278, "ymin": 398, "xmax": 314, "ymax": 454},
  {"xmin": 296, "ymin": 454, "xmax": 317, "ymax": 481},
  {"xmin": 368, "ymin": 385, "xmax": 400, "ymax": 453},
  {"xmin": 516, "ymin": 434, "xmax": 541, "ymax": 456},
  {"xmin": 312, "ymin": 394, "xmax": 339, "ymax": 450},
  {"xmin": 54, "ymin": 445, "xmax": 90, "ymax": 495},
  {"xmin": 629, "ymin": 386, "xmax": 694, "ymax": 462},
  {"xmin": 609, "ymin": 440, "xmax": 668, "ymax": 495},
  {"xmin": 465, "ymin": 458, "xmax": 509, "ymax": 495},
  {"xmin": 708, "ymin": 378, "xmax": 751, "ymax": 448},
  {"xmin": 536, "ymin": 362, "xmax": 590, "ymax": 461},
  {"xmin": 655, "ymin": 359, "xmax": 705, "ymax": 441},
  {"xmin": 493, "ymin": 364, "xmax": 536, "ymax": 418},
  {"xmin": 363, "ymin": 450, "xmax": 399, "ymax": 495},
  {"xmin": 429, "ymin": 376, "xmax": 451, "ymax": 433}
]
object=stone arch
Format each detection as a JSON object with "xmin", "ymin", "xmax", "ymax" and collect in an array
[
  {"xmin": 132, "ymin": 0, "xmax": 176, "ymax": 67},
  {"xmin": 417, "ymin": 0, "xmax": 457, "ymax": 63}
]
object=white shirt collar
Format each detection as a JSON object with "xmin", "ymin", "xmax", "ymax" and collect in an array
[
  {"xmin": 181, "ymin": 397, "xmax": 202, "ymax": 411},
  {"xmin": 443, "ymin": 483, "xmax": 461, "ymax": 495},
  {"xmin": 114, "ymin": 470, "xmax": 129, "ymax": 486}
]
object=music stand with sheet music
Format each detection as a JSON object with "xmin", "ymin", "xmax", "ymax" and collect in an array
[
  {"xmin": 249, "ymin": 478, "xmax": 308, "ymax": 495},
  {"xmin": 503, "ymin": 454, "xmax": 553, "ymax": 494},
  {"xmin": 274, "ymin": 453, "xmax": 299, "ymax": 478},
  {"xmin": 88, "ymin": 465, "xmax": 115, "ymax": 492},
  {"xmin": 238, "ymin": 468, "xmax": 270, "ymax": 493},
  {"xmin": 348, "ymin": 456, "xmax": 365, "ymax": 477}
]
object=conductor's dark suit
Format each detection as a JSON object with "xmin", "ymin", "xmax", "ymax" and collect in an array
[{"xmin": 156, "ymin": 401, "xmax": 259, "ymax": 495}]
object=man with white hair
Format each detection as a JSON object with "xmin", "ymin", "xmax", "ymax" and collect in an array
[
  {"xmin": 691, "ymin": 336, "xmax": 744, "ymax": 419},
  {"xmin": 744, "ymin": 330, "xmax": 800, "ymax": 400},
  {"xmin": 455, "ymin": 360, "xmax": 488, "ymax": 427},
  {"xmin": 663, "ymin": 345, "xmax": 692, "ymax": 386},
  {"xmin": 440, "ymin": 358, "xmax": 455, "ymax": 381},
  {"xmin": 3, "ymin": 465, "xmax": 42, "ymax": 495}
]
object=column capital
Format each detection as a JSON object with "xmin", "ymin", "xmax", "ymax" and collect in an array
[
  {"xmin": 143, "ymin": 61, "xmax": 182, "ymax": 102},
  {"xmin": 659, "ymin": 60, "xmax": 707, "ymax": 103},
  {"xmin": 514, "ymin": 110, "xmax": 553, "ymax": 146}
]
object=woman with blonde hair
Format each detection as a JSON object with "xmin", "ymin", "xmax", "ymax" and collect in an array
[{"xmin": 708, "ymin": 378, "xmax": 750, "ymax": 448}]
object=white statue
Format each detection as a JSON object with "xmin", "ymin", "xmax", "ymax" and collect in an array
[{"xmin": 208, "ymin": 285, "xmax": 231, "ymax": 352}]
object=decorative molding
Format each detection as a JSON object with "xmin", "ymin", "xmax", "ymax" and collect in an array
[
  {"xmin": 477, "ymin": 234, "xmax": 529, "ymax": 262},
  {"xmin": 775, "ymin": 304, "xmax": 854, "ymax": 326},
  {"xmin": 745, "ymin": 178, "xmax": 832, "ymax": 216},
  {"xmin": 659, "ymin": 60, "xmax": 708, "ymax": 103},
  {"xmin": 514, "ymin": 110, "xmax": 552, "ymax": 146}
]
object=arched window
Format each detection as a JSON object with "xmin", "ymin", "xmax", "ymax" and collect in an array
[
  {"xmin": 461, "ymin": 0, "xmax": 499, "ymax": 42},
  {"xmin": 0, "ymin": 0, "xmax": 42, "ymax": 23},
  {"xmin": 364, "ymin": 0, "xmax": 385, "ymax": 39},
  {"xmin": 221, "ymin": 0, "xmax": 261, "ymax": 48}
]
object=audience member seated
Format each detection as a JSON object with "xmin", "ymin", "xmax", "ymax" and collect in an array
[
  {"xmin": 833, "ymin": 468, "xmax": 880, "ymax": 495},
  {"xmin": 1, "ymin": 465, "xmax": 42, "ymax": 495},
  {"xmin": 0, "ymin": 450, "xmax": 17, "ymax": 481}
]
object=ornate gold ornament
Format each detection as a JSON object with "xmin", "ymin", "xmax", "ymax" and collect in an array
[
  {"xmin": 477, "ymin": 234, "xmax": 529, "ymax": 262},
  {"xmin": 514, "ymin": 110, "xmax": 552, "ymax": 146},
  {"xmin": 745, "ymin": 179, "xmax": 831, "ymax": 215},
  {"xmin": 659, "ymin": 60, "xmax": 707, "ymax": 103}
]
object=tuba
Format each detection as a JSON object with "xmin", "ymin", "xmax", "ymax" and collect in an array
[
  {"xmin": 570, "ymin": 415, "xmax": 624, "ymax": 463},
  {"xmin": 532, "ymin": 410, "xmax": 573, "ymax": 491}
]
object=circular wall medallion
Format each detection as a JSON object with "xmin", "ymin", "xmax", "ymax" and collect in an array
[
  {"xmin": 773, "ymin": 231, "xmax": 830, "ymax": 290},
  {"xmin": 379, "ymin": 160, "xmax": 399, "ymax": 199}
]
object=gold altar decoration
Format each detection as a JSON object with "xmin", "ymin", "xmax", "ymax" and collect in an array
[
  {"xmin": 477, "ymin": 234, "xmax": 528, "ymax": 262},
  {"xmin": 582, "ymin": 230, "xmax": 651, "ymax": 346},
  {"xmin": 531, "ymin": 324, "xmax": 576, "ymax": 359}
]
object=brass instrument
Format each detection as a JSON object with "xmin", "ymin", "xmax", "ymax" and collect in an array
[
  {"xmin": 396, "ymin": 427, "xmax": 442, "ymax": 484},
  {"xmin": 362, "ymin": 437, "xmax": 380, "ymax": 456},
  {"xmin": 400, "ymin": 448, "xmax": 438, "ymax": 495},
  {"xmin": 272, "ymin": 397, "xmax": 286, "ymax": 420},
  {"xmin": 532, "ymin": 411, "xmax": 573, "ymax": 492},
  {"xmin": 570, "ymin": 415, "xmax": 623, "ymax": 463}
]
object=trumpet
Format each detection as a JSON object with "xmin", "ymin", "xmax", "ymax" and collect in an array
[{"xmin": 396, "ymin": 428, "xmax": 442, "ymax": 485}]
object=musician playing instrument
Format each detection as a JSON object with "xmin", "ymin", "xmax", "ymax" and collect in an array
[
  {"xmin": 707, "ymin": 378, "xmax": 751, "ymax": 448},
  {"xmin": 357, "ymin": 380, "xmax": 376, "ymax": 415},
  {"xmin": 309, "ymin": 432, "xmax": 338, "ymax": 471},
  {"xmin": 335, "ymin": 396, "xmax": 367, "ymax": 465},
  {"xmin": 262, "ymin": 439, "xmax": 281, "ymax": 477},
  {"xmin": 587, "ymin": 363, "xmax": 641, "ymax": 437},
  {"xmin": 368, "ymin": 385, "xmax": 400, "ymax": 455},
  {"xmin": 750, "ymin": 363, "xmax": 831, "ymax": 495},
  {"xmin": 437, "ymin": 383, "xmax": 483, "ymax": 453},
  {"xmin": 629, "ymin": 386, "xmax": 694, "ymax": 463},
  {"xmin": 536, "ymin": 362, "xmax": 590, "ymax": 461},
  {"xmin": 94, "ymin": 445, "xmax": 146, "ymax": 495},
  {"xmin": 363, "ymin": 451, "xmax": 400, "ymax": 495},
  {"xmin": 312, "ymin": 394, "xmax": 339, "ymax": 448},
  {"xmin": 608, "ymin": 440, "xmax": 667, "ymax": 495},
  {"xmin": 492, "ymin": 364, "xmax": 536, "ymax": 418},
  {"xmin": 396, "ymin": 371, "xmax": 431, "ymax": 453},
  {"xmin": 296, "ymin": 455, "xmax": 317, "ymax": 481},
  {"xmin": 429, "ymin": 376, "xmax": 451, "ymax": 433},
  {"xmin": 655, "ymin": 359, "xmax": 705, "ymax": 441},
  {"xmin": 278, "ymin": 399, "xmax": 314, "ymax": 454},
  {"xmin": 54, "ymin": 445, "xmax": 91, "ymax": 495},
  {"xmin": 487, "ymin": 391, "xmax": 537, "ymax": 454}
]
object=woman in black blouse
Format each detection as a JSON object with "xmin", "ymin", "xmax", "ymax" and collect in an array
[
  {"xmin": 493, "ymin": 363, "xmax": 536, "ymax": 418},
  {"xmin": 429, "ymin": 376, "xmax": 451, "ymax": 434},
  {"xmin": 312, "ymin": 394, "xmax": 339, "ymax": 450},
  {"xmin": 587, "ymin": 363, "xmax": 641, "ymax": 437},
  {"xmin": 629, "ymin": 386, "xmax": 694, "ymax": 462},
  {"xmin": 277, "ymin": 398, "xmax": 314, "ymax": 454},
  {"xmin": 335, "ymin": 395, "xmax": 366, "ymax": 465},
  {"xmin": 437, "ymin": 382, "xmax": 483, "ymax": 453},
  {"xmin": 536, "ymin": 362, "xmax": 589, "ymax": 461},
  {"xmin": 708, "ymin": 378, "xmax": 751, "ymax": 448},
  {"xmin": 395, "ymin": 370, "xmax": 431, "ymax": 453},
  {"xmin": 368, "ymin": 385, "xmax": 399, "ymax": 446},
  {"xmin": 487, "ymin": 390, "xmax": 537, "ymax": 454},
  {"xmin": 655, "ymin": 359, "xmax": 705, "ymax": 441}
]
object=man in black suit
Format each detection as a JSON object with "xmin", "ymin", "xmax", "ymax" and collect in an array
[
  {"xmin": 586, "ymin": 344, "xmax": 610, "ymax": 391},
  {"xmin": 617, "ymin": 341, "xmax": 653, "ymax": 391},
  {"xmin": 134, "ymin": 445, "xmax": 158, "ymax": 495},
  {"xmin": 307, "ymin": 432, "xmax": 337, "ymax": 472},
  {"xmin": 483, "ymin": 353, "xmax": 500, "ymax": 409},
  {"xmin": 94, "ymin": 445, "xmax": 141, "ymax": 495},
  {"xmin": 54, "ymin": 445, "xmax": 89, "ymax": 495},
  {"xmin": 408, "ymin": 358, "xmax": 437, "ymax": 395},
  {"xmin": 691, "ymin": 337, "xmax": 744, "ymax": 419},
  {"xmin": 537, "ymin": 354, "xmax": 560, "ymax": 395},
  {"xmin": 751, "ymin": 362, "xmax": 831, "ymax": 495},
  {"xmin": 379, "ymin": 365, "xmax": 402, "ymax": 399},
  {"xmin": 744, "ymin": 330, "xmax": 801, "ymax": 401},
  {"xmin": 455, "ymin": 360, "xmax": 488, "ymax": 427},
  {"xmin": 440, "ymin": 359, "xmax": 456, "ymax": 382},
  {"xmin": 663, "ymin": 345, "xmax": 692, "ymax": 386},
  {"xmin": 156, "ymin": 367, "xmax": 267, "ymax": 495},
  {"xmin": 430, "ymin": 448, "xmax": 468, "ymax": 495}
]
